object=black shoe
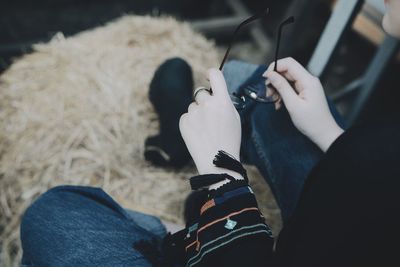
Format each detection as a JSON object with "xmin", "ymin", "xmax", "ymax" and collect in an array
[{"xmin": 144, "ymin": 57, "xmax": 193, "ymax": 168}]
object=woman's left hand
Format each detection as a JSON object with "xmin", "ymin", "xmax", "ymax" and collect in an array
[
  {"xmin": 179, "ymin": 69, "xmax": 243, "ymax": 181},
  {"xmin": 264, "ymin": 58, "xmax": 344, "ymax": 152}
]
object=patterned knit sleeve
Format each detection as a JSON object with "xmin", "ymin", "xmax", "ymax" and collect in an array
[
  {"xmin": 183, "ymin": 176, "xmax": 274, "ymax": 267},
  {"xmin": 164, "ymin": 150, "xmax": 275, "ymax": 267}
]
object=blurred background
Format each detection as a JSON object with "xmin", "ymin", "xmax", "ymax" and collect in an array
[
  {"xmin": 0, "ymin": 0, "xmax": 399, "ymax": 266},
  {"xmin": 1, "ymin": 0, "xmax": 399, "ymax": 122}
]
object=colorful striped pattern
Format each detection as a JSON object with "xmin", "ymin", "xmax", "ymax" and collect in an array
[
  {"xmin": 187, "ymin": 224, "xmax": 272, "ymax": 267},
  {"xmin": 182, "ymin": 185, "xmax": 273, "ymax": 267},
  {"xmin": 185, "ymin": 207, "xmax": 260, "ymax": 252},
  {"xmin": 200, "ymin": 186, "xmax": 254, "ymax": 215}
]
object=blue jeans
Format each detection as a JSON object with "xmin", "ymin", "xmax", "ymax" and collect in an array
[
  {"xmin": 20, "ymin": 61, "xmax": 345, "ymax": 266},
  {"xmin": 20, "ymin": 186, "xmax": 168, "ymax": 267}
]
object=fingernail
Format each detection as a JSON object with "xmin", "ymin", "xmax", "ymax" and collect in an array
[{"xmin": 263, "ymin": 70, "xmax": 271, "ymax": 77}]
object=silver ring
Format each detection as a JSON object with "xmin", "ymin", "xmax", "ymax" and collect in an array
[{"xmin": 193, "ymin": 86, "xmax": 212, "ymax": 101}]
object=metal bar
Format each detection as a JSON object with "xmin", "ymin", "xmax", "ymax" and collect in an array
[
  {"xmin": 191, "ymin": 16, "xmax": 250, "ymax": 36},
  {"xmin": 307, "ymin": 0, "xmax": 364, "ymax": 77},
  {"xmin": 331, "ymin": 77, "xmax": 364, "ymax": 102},
  {"xmin": 347, "ymin": 35, "xmax": 400, "ymax": 124}
]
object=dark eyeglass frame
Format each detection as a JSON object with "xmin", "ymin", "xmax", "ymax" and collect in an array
[{"xmin": 217, "ymin": 10, "xmax": 295, "ymax": 110}]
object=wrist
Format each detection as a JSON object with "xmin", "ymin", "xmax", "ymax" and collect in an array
[
  {"xmin": 314, "ymin": 123, "xmax": 344, "ymax": 152},
  {"xmin": 195, "ymin": 150, "xmax": 246, "ymax": 190},
  {"xmin": 200, "ymin": 166, "xmax": 245, "ymax": 190}
]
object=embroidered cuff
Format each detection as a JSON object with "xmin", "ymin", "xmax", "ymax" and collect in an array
[
  {"xmin": 164, "ymin": 151, "xmax": 274, "ymax": 267},
  {"xmin": 183, "ymin": 185, "xmax": 273, "ymax": 267}
]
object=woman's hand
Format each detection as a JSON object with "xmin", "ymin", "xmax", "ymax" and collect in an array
[
  {"xmin": 179, "ymin": 69, "xmax": 244, "ymax": 186},
  {"xmin": 264, "ymin": 57, "xmax": 344, "ymax": 152}
]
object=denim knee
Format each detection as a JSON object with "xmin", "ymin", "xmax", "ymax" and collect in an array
[{"xmin": 21, "ymin": 186, "xmax": 79, "ymax": 241}]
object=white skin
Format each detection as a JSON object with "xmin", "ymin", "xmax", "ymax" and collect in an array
[
  {"xmin": 383, "ymin": 0, "xmax": 400, "ymax": 38},
  {"xmin": 180, "ymin": 1, "xmax": 400, "ymax": 188},
  {"xmin": 180, "ymin": 69, "xmax": 244, "ymax": 189}
]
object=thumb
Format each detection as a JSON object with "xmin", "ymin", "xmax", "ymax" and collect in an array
[
  {"xmin": 208, "ymin": 68, "xmax": 230, "ymax": 100},
  {"xmin": 265, "ymin": 71, "xmax": 300, "ymax": 109}
]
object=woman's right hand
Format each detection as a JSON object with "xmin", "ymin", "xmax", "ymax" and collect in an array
[{"xmin": 263, "ymin": 57, "xmax": 344, "ymax": 152}]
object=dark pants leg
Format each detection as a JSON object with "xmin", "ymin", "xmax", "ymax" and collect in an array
[{"xmin": 20, "ymin": 186, "xmax": 167, "ymax": 267}]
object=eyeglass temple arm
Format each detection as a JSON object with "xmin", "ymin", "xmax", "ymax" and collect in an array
[
  {"xmin": 274, "ymin": 16, "xmax": 295, "ymax": 72},
  {"xmin": 219, "ymin": 9, "xmax": 270, "ymax": 71}
]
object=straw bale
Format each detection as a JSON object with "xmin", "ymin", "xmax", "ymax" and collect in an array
[{"xmin": 0, "ymin": 15, "xmax": 280, "ymax": 267}]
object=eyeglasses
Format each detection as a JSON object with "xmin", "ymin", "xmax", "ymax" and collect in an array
[{"xmin": 218, "ymin": 10, "xmax": 295, "ymax": 110}]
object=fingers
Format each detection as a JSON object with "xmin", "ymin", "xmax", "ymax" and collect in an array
[
  {"xmin": 265, "ymin": 71, "xmax": 300, "ymax": 110},
  {"xmin": 265, "ymin": 63, "xmax": 296, "ymax": 83},
  {"xmin": 208, "ymin": 68, "xmax": 230, "ymax": 100},
  {"xmin": 266, "ymin": 85, "xmax": 282, "ymax": 110},
  {"xmin": 194, "ymin": 89, "xmax": 212, "ymax": 105},
  {"xmin": 179, "ymin": 113, "xmax": 188, "ymax": 135},
  {"xmin": 180, "ymin": 103, "xmax": 196, "ymax": 135},
  {"xmin": 188, "ymin": 102, "xmax": 198, "ymax": 113},
  {"xmin": 264, "ymin": 57, "xmax": 315, "ymax": 85}
]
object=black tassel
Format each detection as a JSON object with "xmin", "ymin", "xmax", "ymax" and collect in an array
[{"xmin": 213, "ymin": 150, "xmax": 248, "ymax": 182}]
